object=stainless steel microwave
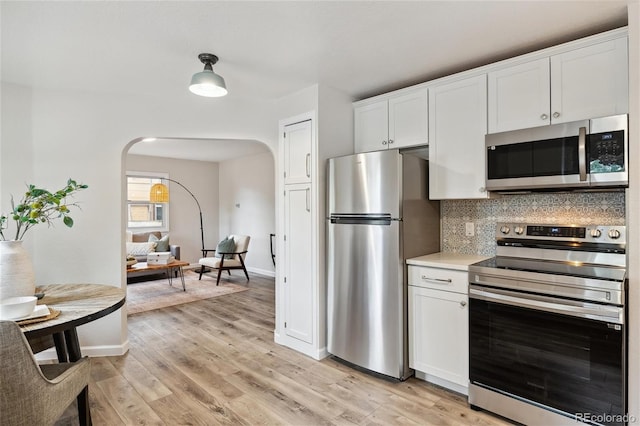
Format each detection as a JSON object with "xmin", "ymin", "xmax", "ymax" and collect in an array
[{"xmin": 485, "ymin": 114, "xmax": 628, "ymax": 192}]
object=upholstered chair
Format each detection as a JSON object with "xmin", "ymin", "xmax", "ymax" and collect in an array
[
  {"xmin": 198, "ymin": 234, "xmax": 251, "ymax": 285},
  {"xmin": 0, "ymin": 320, "xmax": 91, "ymax": 426}
]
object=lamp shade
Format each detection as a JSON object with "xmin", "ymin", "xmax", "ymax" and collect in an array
[
  {"xmin": 149, "ymin": 183, "xmax": 169, "ymax": 203},
  {"xmin": 189, "ymin": 70, "xmax": 228, "ymax": 97}
]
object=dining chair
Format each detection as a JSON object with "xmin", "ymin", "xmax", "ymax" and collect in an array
[
  {"xmin": 0, "ymin": 320, "xmax": 92, "ymax": 426},
  {"xmin": 198, "ymin": 234, "xmax": 251, "ymax": 285}
]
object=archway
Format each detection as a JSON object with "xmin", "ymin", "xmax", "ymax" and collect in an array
[{"xmin": 121, "ymin": 137, "xmax": 276, "ymax": 313}]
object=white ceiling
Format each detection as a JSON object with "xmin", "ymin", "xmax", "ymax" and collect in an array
[{"xmin": 0, "ymin": 1, "xmax": 630, "ymax": 162}]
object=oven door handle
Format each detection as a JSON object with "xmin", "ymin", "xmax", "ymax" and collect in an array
[{"xmin": 469, "ymin": 287, "xmax": 624, "ymax": 324}]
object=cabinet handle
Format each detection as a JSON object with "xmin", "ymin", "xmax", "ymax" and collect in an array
[
  {"xmin": 553, "ymin": 112, "xmax": 561, "ymax": 119},
  {"xmin": 460, "ymin": 301, "xmax": 467, "ymax": 307},
  {"xmin": 382, "ymin": 140, "xmax": 388, "ymax": 145},
  {"xmin": 305, "ymin": 188, "xmax": 310, "ymax": 212},
  {"xmin": 421, "ymin": 275, "xmax": 452, "ymax": 284},
  {"xmin": 540, "ymin": 113, "xmax": 548, "ymax": 120},
  {"xmin": 305, "ymin": 153, "xmax": 311, "ymax": 178},
  {"xmin": 388, "ymin": 139, "xmax": 394, "ymax": 144}
]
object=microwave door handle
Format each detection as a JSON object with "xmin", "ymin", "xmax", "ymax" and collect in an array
[{"xmin": 578, "ymin": 126, "xmax": 587, "ymax": 181}]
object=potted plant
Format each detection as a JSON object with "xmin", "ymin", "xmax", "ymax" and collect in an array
[{"xmin": 0, "ymin": 179, "xmax": 87, "ymax": 299}]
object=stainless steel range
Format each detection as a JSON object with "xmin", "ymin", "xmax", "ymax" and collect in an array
[{"xmin": 468, "ymin": 223, "xmax": 627, "ymax": 426}]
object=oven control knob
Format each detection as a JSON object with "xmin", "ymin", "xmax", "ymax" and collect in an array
[
  {"xmin": 608, "ymin": 229, "xmax": 621, "ymax": 239},
  {"xmin": 590, "ymin": 229, "xmax": 602, "ymax": 238},
  {"xmin": 514, "ymin": 226, "xmax": 524, "ymax": 235},
  {"xmin": 500, "ymin": 226, "xmax": 510, "ymax": 235}
]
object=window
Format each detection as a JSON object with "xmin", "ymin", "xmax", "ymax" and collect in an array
[{"xmin": 126, "ymin": 172, "xmax": 168, "ymax": 230}]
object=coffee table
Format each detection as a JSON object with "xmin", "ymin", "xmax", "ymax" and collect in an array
[{"xmin": 126, "ymin": 260, "xmax": 190, "ymax": 291}]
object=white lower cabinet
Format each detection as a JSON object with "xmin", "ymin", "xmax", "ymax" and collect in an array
[
  {"xmin": 408, "ymin": 265, "xmax": 469, "ymax": 394},
  {"xmin": 283, "ymin": 183, "xmax": 313, "ymax": 344}
]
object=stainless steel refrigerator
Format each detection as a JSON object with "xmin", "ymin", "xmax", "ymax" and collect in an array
[{"xmin": 327, "ymin": 149, "xmax": 440, "ymax": 380}]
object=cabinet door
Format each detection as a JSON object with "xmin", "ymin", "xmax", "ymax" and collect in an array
[
  {"xmin": 388, "ymin": 89, "xmax": 428, "ymax": 149},
  {"xmin": 428, "ymin": 75, "xmax": 488, "ymax": 199},
  {"xmin": 551, "ymin": 37, "xmax": 628, "ymax": 124},
  {"xmin": 488, "ymin": 58, "xmax": 551, "ymax": 133},
  {"xmin": 409, "ymin": 286, "xmax": 468, "ymax": 388},
  {"xmin": 354, "ymin": 100, "xmax": 389, "ymax": 153},
  {"xmin": 283, "ymin": 184, "xmax": 313, "ymax": 344},
  {"xmin": 283, "ymin": 120, "xmax": 312, "ymax": 184}
]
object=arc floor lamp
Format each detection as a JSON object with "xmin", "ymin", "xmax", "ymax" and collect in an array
[{"xmin": 149, "ymin": 179, "xmax": 205, "ymax": 256}]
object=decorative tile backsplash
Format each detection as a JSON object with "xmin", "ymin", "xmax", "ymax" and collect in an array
[{"xmin": 441, "ymin": 192, "xmax": 625, "ymax": 256}]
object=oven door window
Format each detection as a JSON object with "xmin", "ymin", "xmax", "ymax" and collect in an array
[{"xmin": 470, "ymin": 298, "xmax": 624, "ymax": 423}]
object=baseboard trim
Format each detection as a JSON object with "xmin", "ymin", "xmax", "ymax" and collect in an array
[
  {"xmin": 274, "ymin": 334, "xmax": 327, "ymax": 360},
  {"xmin": 247, "ymin": 267, "xmax": 275, "ymax": 277},
  {"xmin": 34, "ymin": 340, "xmax": 130, "ymax": 362}
]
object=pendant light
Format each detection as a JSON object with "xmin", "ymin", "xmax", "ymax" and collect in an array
[{"xmin": 189, "ymin": 53, "xmax": 228, "ymax": 97}]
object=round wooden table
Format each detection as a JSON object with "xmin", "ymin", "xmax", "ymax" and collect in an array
[
  {"xmin": 19, "ymin": 283, "xmax": 125, "ymax": 426},
  {"xmin": 21, "ymin": 283, "xmax": 126, "ymax": 359}
]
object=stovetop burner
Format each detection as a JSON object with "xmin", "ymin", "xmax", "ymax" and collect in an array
[
  {"xmin": 469, "ymin": 222, "xmax": 627, "ymax": 306},
  {"xmin": 472, "ymin": 256, "xmax": 626, "ymax": 282}
]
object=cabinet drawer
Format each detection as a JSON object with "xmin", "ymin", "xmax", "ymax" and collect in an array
[{"xmin": 408, "ymin": 265, "xmax": 468, "ymax": 294}]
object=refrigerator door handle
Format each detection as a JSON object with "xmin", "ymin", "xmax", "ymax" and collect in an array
[
  {"xmin": 306, "ymin": 188, "xmax": 310, "ymax": 212},
  {"xmin": 330, "ymin": 215, "xmax": 392, "ymax": 225}
]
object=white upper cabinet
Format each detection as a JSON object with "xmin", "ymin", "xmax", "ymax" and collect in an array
[
  {"xmin": 354, "ymin": 100, "xmax": 388, "ymax": 153},
  {"xmin": 428, "ymin": 75, "xmax": 488, "ymax": 200},
  {"xmin": 488, "ymin": 58, "xmax": 551, "ymax": 133},
  {"xmin": 388, "ymin": 91, "xmax": 428, "ymax": 148},
  {"xmin": 489, "ymin": 37, "xmax": 628, "ymax": 133},
  {"xmin": 550, "ymin": 37, "xmax": 628, "ymax": 124},
  {"xmin": 283, "ymin": 119, "xmax": 313, "ymax": 184},
  {"xmin": 355, "ymin": 89, "xmax": 428, "ymax": 153}
]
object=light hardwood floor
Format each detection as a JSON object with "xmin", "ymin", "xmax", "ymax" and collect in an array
[{"xmin": 56, "ymin": 273, "xmax": 514, "ymax": 426}]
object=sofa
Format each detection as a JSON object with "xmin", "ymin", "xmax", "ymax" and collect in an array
[{"xmin": 126, "ymin": 231, "xmax": 180, "ymax": 281}]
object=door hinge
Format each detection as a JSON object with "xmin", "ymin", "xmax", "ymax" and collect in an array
[
  {"xmin": 284, "ymin": 322, "xmax": 287, "ymax": 328},
  {"xmin": 283, "ymin": 132, "xmax": 286, "ymax": 138},
  {"xmin": 284, "ymin": 276, "xmax": 287, "ymax": 283},
  {"xmin": 284, "ymin": 171, "xmax": 287, "ymax": 178},
  {"xmin": 284, "ymin": 234, "xmax": 286, "ymax": 241}
]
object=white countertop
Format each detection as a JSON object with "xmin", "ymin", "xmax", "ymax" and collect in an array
[{"xmin": 406, "ymin": 252, "xmax": 491, "ymax": 271}]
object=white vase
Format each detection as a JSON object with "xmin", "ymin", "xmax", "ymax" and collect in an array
[{"xmin": 0, "ymin": 240, "xmax": 36, "ymax": 300}]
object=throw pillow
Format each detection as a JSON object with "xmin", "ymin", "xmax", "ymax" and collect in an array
[
  {"xmin": 215, "ymin": 236, "xmax": 236, "ymax": 259},
  {"xmin": 126, "ymin": 241, "xmax": 157, "ymax": 256},
  {"xmin": 149, "ymin": 234, "xmax": 170, "ymax": 252}
]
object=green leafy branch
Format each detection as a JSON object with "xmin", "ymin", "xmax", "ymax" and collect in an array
[{"xmin": 0, "ymin": 179, "xmax": 88, "ymax": 241}]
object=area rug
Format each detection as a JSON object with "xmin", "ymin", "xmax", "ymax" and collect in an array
[{"xmin": 126, "ymin": 270, "xmax": 248, "ymax": 315}]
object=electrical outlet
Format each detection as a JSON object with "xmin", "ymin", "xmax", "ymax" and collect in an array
[{"xmin": 465, "ymin": 222, "xmax": 475, "ymax": 237}]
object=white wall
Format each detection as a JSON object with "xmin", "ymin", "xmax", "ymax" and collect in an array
[
  {"xmin": 0, "ymin": 82, "xmax": 276, "ymax": 355},
  {"xmin": 218, "ymin": 151, "xmax": 275, "ymax": 276},
  {"xmin": 125, "ymin": 154, "xmax": 220, "ymax": 264},
  {"xmin": 0, "ymin": 84, "xmax": 35, "ymax": 253}
]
